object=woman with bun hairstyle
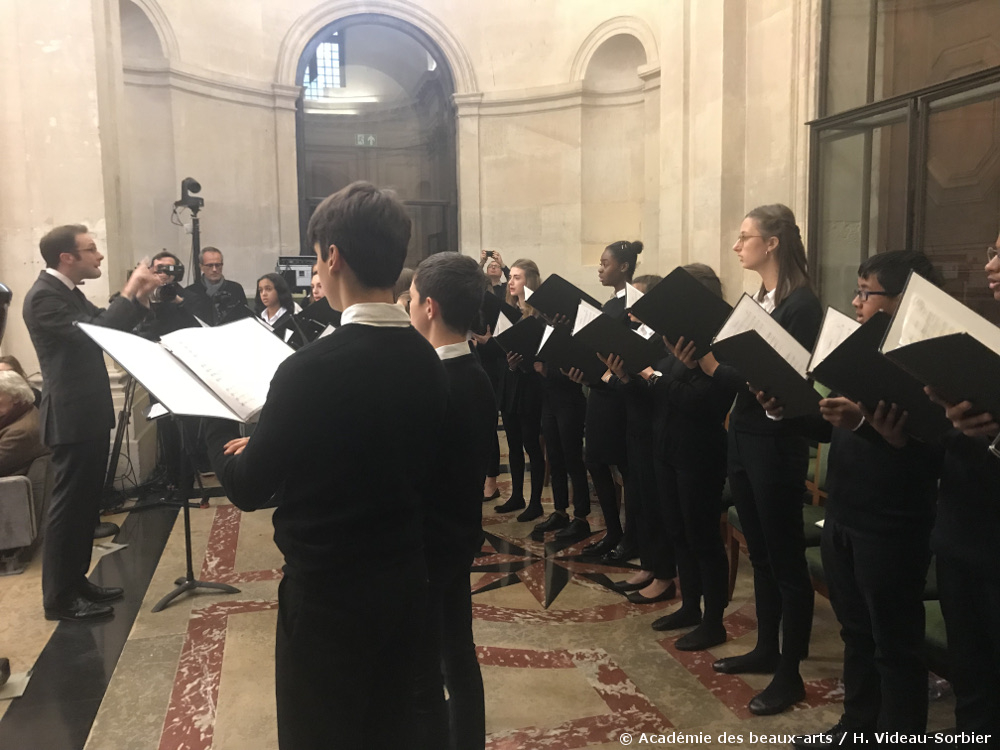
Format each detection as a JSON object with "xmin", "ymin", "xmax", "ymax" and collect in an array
[
  {"xmin": 575, "ymin": 240, "xmax": 643, "ymax": 559},
  {"xmin": 493, "ymin": 259, "xmax": 547, "ymax": 522},
  {"xmin": 696, "ymin": 205, "xmax": 822, "ymax": 716}
]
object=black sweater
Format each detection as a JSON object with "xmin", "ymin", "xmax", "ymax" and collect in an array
[
  {"xmin": 713, "ymin": 286, "xmax": 823, "ymax": 436},
  {"xmin": 207, "ymin": 324, "xmax": 448, "ymax": 575},
  {"xmin": 423, "ymin": 354, "xmax": 497, "ymax": 576}
]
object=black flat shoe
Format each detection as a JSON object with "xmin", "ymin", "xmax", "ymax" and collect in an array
[
  {"xmin": 483, "ymin": 489, "xmax": 501, "ymax": 502},
  {"xmin": 554, "ymin": 517, "xmax": 591, "ymax": 542},
  {"xmin": 534, "ymin": 512, "xmax": 569, "ymax": 532},
  {"xmin": 626, "ymin": 581, "xmax": 677, "ymax": 604},
  {"xmin": 494, "ymin": 497, "xmax": 526, "ymax": 514},
  {"xmin": 80, "ymin": 580, "xmax": 124, "ymax": 603},
  {"xmin": 712, "ymin": 651, "xmax": 779, "ymax": 675},
  {"xmin": 651, "ymin": 607, "xmax": 702, "ymax": 631},
  {"xmin": 93, "ymin": 521, "xmax": 120, "ymax": 540},
  {"xmin": 582, "ymin": 534, "xmax": 620, "ymax": 557},
  {"xmin": 44, "ymin": 597, "xmax": 114, "ymax": 622},
  {"xmin": 516, "ymin": 503, "xmax": 544, "ymax": 522},
  {"xmin": 602, "ymin": 540, "xmax": 639, "ymax": 563},
  {"xmin": 612, "ymin": 576, "xmax": 654, "ymax": 593},
  {"xmin": 675, "ymin": 621, "xmax": 727, "ymax": 650},
  {"xmin": 747, "ymin": 678, "xmax": 805, "ymax": 716}
]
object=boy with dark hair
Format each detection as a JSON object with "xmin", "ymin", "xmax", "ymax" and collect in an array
[
  {"xmin": 408, "ymin": 252, "xmax": 495, "ymax": 750},
  {"xmin": 778, "ymin": 251, "xmax": 944, "ymax": 747},
  {"xmin": 206, "ymin": 181, "xmax": 449, "ymax": 749}
]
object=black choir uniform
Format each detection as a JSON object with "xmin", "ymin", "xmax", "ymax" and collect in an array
[
  {"xmin": 651, "ymin": 354, "xmax": 736, "ymax": 629},
  {"xmin": 206, "ymin": 303, "xmax": 448, "ymax": 750},
  {"xmin": 22, "ymin": 270, "xmax": 148, "ymax": 612},
  {"xmin": 794, "ymin": 410, "xmax": 941, "ymax": 732},
  {"xmin": 496, "ymin": 305, "xmax": 545, "ymax": 512},
  {"xmin": 413, "ymin": 342, "xmax": 496, "ymax": 750},
  {"xmin": 473, "ymin": 292, "xmax": 506, "ymax": 486},
  {"xmin": 933, "ymin": 430, "xmax": 1000, "ymax": 735},
  {"xmin": 584, "ymin": 290, "xmax": 630, "ymax": 543},
  {"xmin": 711, "ymin": 286, "xmax": 822, "ymax": 669},
  {"xmin": 540, "ymin": 367, "xmax": 589, "ymax": 520}
]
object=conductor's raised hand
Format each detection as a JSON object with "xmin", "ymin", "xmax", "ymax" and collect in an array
[
  {"xmin": 925, "ymin": 388, "xmax": 999, "ymax": 439},
  {"xmin": 819, "ymin": 397, "xmax": 863, "ymax": 430},
  {"xmin": 123, "ymin": 263, "xmax": 161, "ymax": 305},
  {"xmin": 859, "ymin": 400, "xmax": 908, "ymax": 448},
  {"xmin": 223, "ymin": 437, "xmax": 250, "ymax": 456},
  {"xmin": 506, "ymin": 351, "xmax": 524, "ymax": 371}
]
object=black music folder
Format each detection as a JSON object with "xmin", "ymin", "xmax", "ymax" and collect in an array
[
  {"xmin": 573, "ymin": 314, "xmax": 660, "ymax": 375},
  {"xmin": 628, "ymin": 266, "xmax": 733, "ymax": 358},
  {"xmin": 526, "ymin": 274, "xmax": 603, "ymax": 326},
  {"xmin": 494, "ymin": 315, "xmax": 545, "ymax": 360},
  {"xmin": 809, "ymin": 312, "xmax": 950, "ymax": 441},
  {"xmin": 537, "ymin": 325, "xmax": 606, "ymax": 383},
  {"xmin": 300, "ymin": 298, "xmax": 342, "ymax": 327}
]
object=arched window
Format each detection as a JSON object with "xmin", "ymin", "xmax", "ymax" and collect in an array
[{"xmin": 303, "ymin": 32, "xmax": 345, "ymax": 98}]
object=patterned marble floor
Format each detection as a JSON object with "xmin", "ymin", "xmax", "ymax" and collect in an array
[{"xmin": 1, "ymin": 471, "xmax": 957, "ymax": 750}]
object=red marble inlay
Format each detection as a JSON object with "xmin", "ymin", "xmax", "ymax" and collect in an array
[{"xmin": 200, "ymin": 504, "xmax": 282, "ymax": 584}]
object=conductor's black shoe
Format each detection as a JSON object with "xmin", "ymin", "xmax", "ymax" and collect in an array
[
  {"xmin": 792, "ymin": 718, "xmax": 870, "ymax": 749},
  {"xmin": 554, "ymin": 518, "xmax": 591, "ymax": 542},
  {"xmin": 582, "ymin": 534, "xmax": 620, "ymax": 557},
  {"xmin": 80, "ymin": 580, "xmax": 124, "ymax": 603},
  {"xmin": 0, "ymin": 658, "xmax": 9, "ymax": 688},
  {"xmin": 534, "ymin": 512, "xmax": 570, "ymax": 533},
  {"xmin": 626, "ymin": 580, "xmax": 676, "ymax": 604},
  {"xmin": 602, "ymin": 540, "xmax": 638, "ymax": 563},
  {"xmin": 747, "ymin": 676, "xmax": 805, "ymax": 716},
  {"xmin": 44, "ymin": 597, "xmax": 114, "ymax": 622},
  {"xmin": 494, "ymin": 497, "xmax": 526, "ymax": 514},
  {"xmin": 483, "ymin": 489, "xmax": 501, "ymax": 502},
  {"xmin": 93, "ymin": 522, "xmax": 120, "ymax": 540}
]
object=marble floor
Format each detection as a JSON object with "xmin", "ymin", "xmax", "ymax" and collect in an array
[{"xmin": 0, "ymin": 466, "xmax": 957, "ymax": 750}]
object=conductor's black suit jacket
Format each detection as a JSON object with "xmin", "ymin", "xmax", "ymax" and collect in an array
[{"xmin": 22, "ymin": 271, "xmax": 146, "ymax": 446}]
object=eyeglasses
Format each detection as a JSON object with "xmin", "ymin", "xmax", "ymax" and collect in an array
[
  {"xmin": 988, "ymin": 246, "xmax": 998, "ymax": 262},
  {"xmin": 201, "ymin": 263, "xmax": 223, "ymax": 269},
  {"xmin": 735, "ymin": 234, "xmax": 763, "ymax": 245},
  {"xmin": 854, "ymin": 289, "xmax": 895, "ymax": 302}
]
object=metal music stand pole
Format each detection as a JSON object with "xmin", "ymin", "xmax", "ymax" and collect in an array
[{"xmin": 152, "ymin": 420, "xmax": 239, "ymax": 612}]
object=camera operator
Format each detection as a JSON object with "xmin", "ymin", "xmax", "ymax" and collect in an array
[
  {"xmin": 181, "ymin": 247, "xmax": 248, "ymax": 326},
  {"xmin": 137, "ymin": 252, "xmax": 199, "ymax": 340}
]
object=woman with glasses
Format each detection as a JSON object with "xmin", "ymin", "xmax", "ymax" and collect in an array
[
  {"xmin": 696, "ymin": 204, "xmax": 822, "ymax": 716},
  {"xmin": 923, "ymin": 239, "xmax": 1000, "ymax": 738}
]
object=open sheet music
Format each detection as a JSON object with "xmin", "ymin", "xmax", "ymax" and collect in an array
[
  {"xmin": 807, "ymin": 307, "xmax": 860, "ymax": 374},
  {"xmin": 714, "ymin": 294, "xmax": 812, "ymax": 376},
  {"xmin": 78, "ymin": 317, "xmax": 294, "ymax": 422}
]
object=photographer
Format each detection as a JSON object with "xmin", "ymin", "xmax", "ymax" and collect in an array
[
  {"xmin": 139, "ymin": 252, "xmax": 198, "ymax": 340},
  {"xmin": 181, "ymin": 247, "xmax": 248, "ymax": 326}
]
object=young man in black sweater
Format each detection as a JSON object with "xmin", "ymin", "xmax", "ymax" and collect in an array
[
  {"xmin": 408, "ymin": 252, "xmax": 496, "ymax": 750},
  {"xmin": 205, "ymin": 182, "xmax": 449, "ymax": 750}
]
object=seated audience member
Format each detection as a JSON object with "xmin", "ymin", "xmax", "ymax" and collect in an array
[
  {"xmin": 0, "ymin": 370, "xmax": 48, "ymax": 477},
  {"xmin": 778, "ymin": 251, "xmax": 944, "ymax": 747},
  {"xmin": 408, "ymin": 252, "xmax": 496, "ymax": 750},
  {"xmin": 205, "ymin": 181, "xmax": 448, "ymax": 749},
  {"xmin": 181, "ymin": 247, "xmax": 247, "ymax": 325},
  {"xmin": 0, "ymin": 355, "xmax": 41, "ymax": 408},
  {"xmin": 923, "ymin": 238, "xmax": 1000, "ymax": 738}
]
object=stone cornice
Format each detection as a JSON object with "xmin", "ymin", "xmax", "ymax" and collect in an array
[{"xmin": 455, "ymin": 82, "xmax": 646, "ymax": 118}]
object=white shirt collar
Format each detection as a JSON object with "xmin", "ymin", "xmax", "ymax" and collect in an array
[
  {"xmin": 759, "ymin": 288, "xmax": 777, "ymax": 314},
  {"xmin": 435, "ymin": 341, "xmax": 471, "ymax": 361},
  {"xmin": 45, "ymin": 267, "xmax": 76, "ymax": 290},
  {"xmin": 339, "ymin": 302, "xmax": 411, "ymax": 328},
  {"xmin": 261, "ymin": 308, "xmax": 287, "ymax": 325},
  {"xmin": 615, "ymin": 287, "xmax": 627, "ymax": 299}
]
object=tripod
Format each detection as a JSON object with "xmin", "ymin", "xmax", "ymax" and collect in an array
[{"xmin": 152, "ymin": 420, "xmax": 240, "ymax": 612}]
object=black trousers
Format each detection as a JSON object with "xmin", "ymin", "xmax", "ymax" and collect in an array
[
  {"xmin": 822, "ymin": 518, "xmax": 930, "ymax": 731},
  {"xmin": 936, "ymin": 554, "xmax": 1000, "ymax": 735},
  {"xmin": 630, "ymin": 436, "xmax": 674, "ymax": 579},
  {"xmin": 728, "ymin": 430, "xmax": 813, "ymax": 661},
  {"xmin": 414, "ymin": 561, "xmax": 485, "ymax": 750},
  {"xmin": 502, "ymin": 404, "xmax": 544, "ymax": 505},
  {"xmin": 586, "ymin": 461, "xmax": 626, "ymax": 539},
  {"xmin": 656, "ymin": 458, "xmax": 729, "ymax": 621},
  {"xmin": 42, "ymin": 437, "xmax": 110, "ymax": 610},
  {"xmin": 275, "ymin": 564, "xmax": 426, "ymax": 750},
  {"xmin": 541, "ymin": 390, "xmax": 589, "ymax": 518},
  {"xmin": 486, "ymin": 418, "xmax": 500, "ymax": 479}
]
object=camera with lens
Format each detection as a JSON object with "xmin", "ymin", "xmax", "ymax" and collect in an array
[{"xmin": 151, "ymin": 281, "xmax": 182, "ymax": 304}]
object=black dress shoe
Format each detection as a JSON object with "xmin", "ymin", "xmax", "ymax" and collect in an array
[
  {"xmin": 582, "ymin": 534, "xmax": 620, "ymax": 557},
  {"xmin": 80, "ymin": 580, "xmax": 124, "ymax": 603},
  {"xmin": 602, "ymin": 540, "xmax": 638, "ymax": 563},
  {"xmin": 611, "ymin": 576, "xmax": 653, "ymax": 593},
  {"xmin": 494, "ymin": 497, "xmax": 526, "ymax": 514},
  {"xmin": 712, "ymin": 651, "xmax": 779, "ymax": 675},
  {"xmin": 534, "ymin": 512, "xmax": 570, "ymax": 532},
  {"xmin": 516, "ymin": 503, "xmax": 543, "ymax": 522},
  {"xmin": 554, "ymin": 517, "xmax": 591, "ymax": 542},
  {"xmin": 93, "ymin": 521, "xmax": 120, "ymax": 540},
  {"xmin": 675, "ymin": 621, "xmax": 727, "ymax": 650},
  {"xmin": 626, "ymin": 580, "xmax": 677, "ymax": 604},
  {"xmin": 747, "ymin": 677, "xmax": 805, "ymax": 716},
  {"xmin": 483, "ymin": 489, "xmax": 501, "ymax": 502},
  {"xmin": 44, "ymin": 597, "xmax": 114, "ymax": 622},
  {"xmin": 651, "ymin": 607, "xmax": 702, "ymax": 631},
  {"xmin": 792, "ymin": 718, "xmax": 870, "ymax": 749}
]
